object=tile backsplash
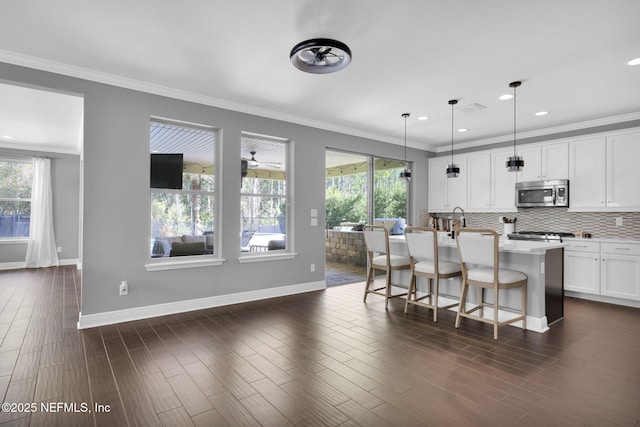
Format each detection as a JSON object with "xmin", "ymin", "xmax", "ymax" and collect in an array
[{"xmin": 418, "ymin": 209, "xmax": 640, "ymax": 240}]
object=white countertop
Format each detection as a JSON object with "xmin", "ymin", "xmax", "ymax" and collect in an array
[
  {"xmin": 563, "ymin": 237, "xmax": 640, "ymax": 244},
  {"xmin": 389, "ymin": 235, "xmax": 566, "ymax": 255}
]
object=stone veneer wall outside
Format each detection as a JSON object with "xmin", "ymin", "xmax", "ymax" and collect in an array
[
  {"xmin": 418, "ymin": 208, "xmax": 640, "ymax": 240},
  {"xmin": 325, "ymin": 230, "xmax": 367, "ymax": 266}
]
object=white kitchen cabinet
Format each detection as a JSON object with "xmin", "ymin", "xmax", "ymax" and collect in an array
[
  {"xmin": 465, "ymin": 150, "xmax": 516, "ymax": 212},
  {"xmin": 515, "ymin": 146, "xmax": 542, "ymax": 182},
  {"xmin": 606, "ymin": 132, "xmax": 640, "ymax": 209},
  {"xmin": 565, "ymin": 240, "xmax": 640, "ymax": 302},
  {"xmin": 428, "ymin": 155, "xmax": 467, "ymax": 212},
  {"xmin": 428, "ymin": 156, "xmax": 449, "ymax": 212},
  {"xmin": 541, "ymin": 142, "xmax": 569, "ymax": 180},
  {"xmin": 569, "ymin": 138, "xmax": 607, "ymax": 209},
  {"xmin": 490, "ymin": 149, "xmax": 517, "ymax": 211},
  {"xmin": 564, "ymin": 241, "xmax": 601, "ymax": 295},
  {"xmin": 466, "ymin": 152, "xmax": 491, "ymax": 210},
  {"xmin": 600, "ymin": 243, "xmax": 640, "ymax": 301},
  {"xmin": 516, "ymin": 142, "xmax": 568, "ymax": 182},
  {"xmin": 569, "ymin": 131, "xmax": 640, "ymax": 211}
]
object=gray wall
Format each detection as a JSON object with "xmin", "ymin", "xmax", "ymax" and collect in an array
[
  {"xmin": 0, "ymin": 148, "xmax": 80, "ymax": 263},
  {"xmin": 0, "ymin": 61, "xmax": 429, "ymax": 317}
]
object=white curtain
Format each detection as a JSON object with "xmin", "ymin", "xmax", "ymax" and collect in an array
[{"xmin": 25, "ymin": 157, "xmax": 59, "ymax": 268}]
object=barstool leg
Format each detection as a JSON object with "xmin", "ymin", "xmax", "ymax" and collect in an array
[
  {"xmin": 522, "ymin": 282, "xmax": 527, "ymax": 330},
  {"xmin": 455, "ymin": 279, "xmax": 469, "ymax": 329},
  {"xmin": 364, "ymin": 265, "xmax": 374, "ymax": 302},
  {"xmin": 385, "ymin": 268, "xmax": 392, "ymax": 310},
  {"xmin": 433, "ymin": 277, "xmax": 439, "ymax": 322},
  {"xmin": 494, "ymin": 287, "xmax": 499, "ymax": 340},
  {"xmin": 404, "ymin": 274, "xmax": 415, "ymax": 313}
]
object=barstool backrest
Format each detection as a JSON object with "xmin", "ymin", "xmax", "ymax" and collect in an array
[
  {"xmin": 456, "ymin": 228, "xmax": 499, "ymax": 269},
  {"xmin": 363, "ymin": 225, "xmax": 389, "ymax": 255},
  {"xmin": 404, "ymin": 227, "xmax": 437, "ymax": 263}
]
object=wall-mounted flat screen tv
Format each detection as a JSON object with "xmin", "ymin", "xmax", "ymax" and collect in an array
[{"xmin": 150, "ymin": 153, "xmax": 183, "ymax": 189}]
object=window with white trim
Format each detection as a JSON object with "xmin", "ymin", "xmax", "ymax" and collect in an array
[
  {"xmin": 240, "ymin": 133, "xmax": 290, "ymax": 254},
  {"xmin": 149, "ymin": 119, "xmax": 217, "ymax": 258},
  {"xmin": 0, "ymin": 159, "xmax": 33, "ymax": 239}
]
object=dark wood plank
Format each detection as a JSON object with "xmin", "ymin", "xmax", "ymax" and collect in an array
[{"xmin": 2, "ymin": 267, "xmax": 640, "ymax": 427}]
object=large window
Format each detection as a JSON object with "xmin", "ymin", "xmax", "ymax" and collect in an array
[
  {"xmin": 150, "ymin": 119, "xmax": 217, "ymax": 258},
  {"xmin": 0, "ymin": 159, "xmax": 33, "ymax": 239},
  {"xmin": 326, "ymin": 150, "xmax": 409, "ymax": 229},
  {"xmin": 240, "ymin": 133, "xmax": 289, "ymax": 253}
]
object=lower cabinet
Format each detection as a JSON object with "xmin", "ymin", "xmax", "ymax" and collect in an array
[
  {"xmin": 601, "ymin": 243, "xmax": 640, "ymax": 300},
  {"xmin": 565, "ymin": 241, "xmax": 640, "ymax": 302},
  {"xmin": 565, "ymin": 250, "xmax": 600, "ymax": 294}
]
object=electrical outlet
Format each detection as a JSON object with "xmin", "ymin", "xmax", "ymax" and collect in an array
[
  {"xmin": 119, "ymin": 281, "xmax": 128, "ymax": 296},
  {"xmin": 616, "ymin": 217, "xmax": 624, "ymax": 226},
  {"xmin": 498, "ymin": 216, "xmax": 504, "ymax": 224},
  {"xmin": 310, "ymin": 263, "xmax": 315, "ymax": 272},
  {"xmin": 56, "ymin": 246, "xmax": 62, "ymax": 253}
]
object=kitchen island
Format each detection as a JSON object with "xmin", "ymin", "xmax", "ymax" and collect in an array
[{"xmin": 388, "ymin": 234, "xmax": 566, "ymax": 333}]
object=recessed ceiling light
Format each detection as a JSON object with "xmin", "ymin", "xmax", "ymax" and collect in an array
[
  {"xmin": 535, "ymin": 111, "xmax": 549, "ymax": 116},
  {"xmin": 499, "ymin": 94, "xmax": 513, "ymax": 100},
  {"xmin": 2, "ymin": 135, "xmax": 13, "ymax": 139},
  {"xmin": 628, "ymin": 57, "xmax": 640, "ymax": 66},
  {"xmin": 457, "ymin": 128, "xmax": 468, "ymax": 133},
  {"xmin": 417, "ymin": 116, "xmax": 429, "ymax": 121}
]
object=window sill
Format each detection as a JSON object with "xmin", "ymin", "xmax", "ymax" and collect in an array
[
  {"xmin": 0, "ymin": 238, "xmax": 28, "ymax": 245},
  {"xmin": 145, "ymin": 256, "xmax": 225, "ymax": 271},
  {"xmin": 238, "ymin": 252, "xmax": 298, "ymax": 263}
]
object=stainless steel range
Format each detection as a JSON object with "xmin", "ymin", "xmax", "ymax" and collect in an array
[{"xmin": 508, "ymin": 231, "xmax": 575, "ymax": 242}]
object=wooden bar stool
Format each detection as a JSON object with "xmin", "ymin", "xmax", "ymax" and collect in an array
[
  {"xmin": 363, "ymin": 225, "xmax": 411, "ymax": 309},
  {"xmin": 455, "ymin": 228, "xmax": 527, "ymax": 339},
  {"xmin": 404, "ymin": 227, "xmax": 462, "ymax": 322}
]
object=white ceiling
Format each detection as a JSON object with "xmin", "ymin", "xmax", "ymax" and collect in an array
[{"xmin": 0, "ymin": 0, "xmax": 639, "ymax": 154}]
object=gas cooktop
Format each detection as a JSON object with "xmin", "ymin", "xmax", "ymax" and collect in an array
[{"xmin": 508, "ymin": 231, "xmax": 576, "ymax": 242}]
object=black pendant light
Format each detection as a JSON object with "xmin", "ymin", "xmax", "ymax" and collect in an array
[
  {"xmin": 290, "ymin": 38, "xmax": 352, "ymax": 74},
  {"xmin": 506, "ymin": 81, "xmax": 525, "ymax": 172},
  {"xmin": 399, "ymin": 113, "xmax": 412, "ymax": 181},
  {"xmin": 446, "ymin": 99, "xmax": 460, "ymax": 178}
]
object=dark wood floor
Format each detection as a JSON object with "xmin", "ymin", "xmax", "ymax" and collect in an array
[{"xmin": 1, "ymin": 266, "xmax": 639, "ymax": 426}]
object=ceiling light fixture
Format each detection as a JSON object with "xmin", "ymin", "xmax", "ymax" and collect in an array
[
  {"xmin": 400, "ymin": 113, "xmax": 412, "ymax": 181},
  {"xmin": 290, "ymin": 38, "xmax": 352, "ymax": 74},
  {"xmin": 446, "ymin": 100, "xmax": 460, "ymax": 178},
  {"xmin": 628, "ymin": 57, "xmax": 640, "ymax": 66},
  {"xmin": 535, "ymin": 111, "xmax": 549, "ymax": 116},
  {"xmin": 457, "ymin": 128, "xmax": 468, "ymax": 133},
  {"xmin": 417, "ymin": 116, "xmax": 429, "ymax": 121},
  {"xmin": 506, "ymin": 81, "xmax": 524, "ymax": 172},
  {"xmin": 499, "ymin": 94, "xmax": 513, "ymax": 101}
]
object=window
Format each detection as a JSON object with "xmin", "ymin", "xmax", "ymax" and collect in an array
[
  {"xmin": 0, "ymin": 159, "xmax": 33, "ymax": 239},
  {"xmin": 149, "ymin": 119, "xmax": 217, "ymax": 258},
  {"xmin": 240, "ymin": 133, "xmax": 289, "ymax": 254},
  {"xmin": 325, "ymin": 150, "xmax": 409, "ymax": 229}
]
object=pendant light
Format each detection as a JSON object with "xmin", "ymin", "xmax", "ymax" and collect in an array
[
  {"xmin": 446, "ymin": 99, "xmax": 460, "ymax": 178},
  {"xmin": 506, "ymin": 81, "xmax": 525, "ymax": 172},
  {"xmin": 399, "ymin": 113, "xmax": 412, "ymax": 181}
]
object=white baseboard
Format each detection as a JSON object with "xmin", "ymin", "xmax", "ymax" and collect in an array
[
  {"xmin": 0, "ymin": 258, "xmax": 79, "ymax": 271},
  {"xmin": 565, "ymin": 291, "xmax": 640, "ymax": 309},
  {"xmin": 77, "ymin": 280, "xmax": 327, "ymax": 329}
]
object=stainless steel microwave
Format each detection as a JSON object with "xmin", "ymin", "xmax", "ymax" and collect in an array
[{"xmin": 515, "ymin": 179, "xmax": 569, "ymax": 208}]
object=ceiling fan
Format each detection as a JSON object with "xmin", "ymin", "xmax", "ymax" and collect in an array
[{"xmin": 244, "ymin": 151, "xmax": 282, "ymax": 169}]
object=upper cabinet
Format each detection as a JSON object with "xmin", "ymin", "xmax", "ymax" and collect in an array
[
  {"xmin": 465, "ymin": 150, "xmax": 516, "ymax": 212},
  {"xmin": 427, "ymin": 128, "xmax": 639, "ymax": 214},
  {"xmin": 428, "ymin": 155, "xmax": 467, "ymax": 212},
  {"xmin": 516, "ymin": 142, "xmax": 568, "ymax": 182},
  {"xmin": 569, "ymin": 131, "xmax": 640, "ymax": 211},
  {"xmin": 606, "ymin": 132, "xmax": 640, "ymax": 210}
]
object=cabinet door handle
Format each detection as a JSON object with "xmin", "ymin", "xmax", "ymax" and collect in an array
[
  {"xmin": 615, "ymin": 247, "xmax": 630, "ymax": 251},
  {"xmin": 574, "ymin": 245, "xmax": 588, "ymax": 248}
]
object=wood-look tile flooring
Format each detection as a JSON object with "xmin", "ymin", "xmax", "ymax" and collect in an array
[{"xmin": 1, "ymin": 266, "xmax": 640, "ymax": 426}]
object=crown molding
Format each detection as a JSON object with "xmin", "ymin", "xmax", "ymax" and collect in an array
[
  {"xmin": 434, "ymin": 111, "xmax": 640, "ymax": 154},
  {"xmin": 0, "ymin": 50, "xmax": 426, "ymax": 150}
]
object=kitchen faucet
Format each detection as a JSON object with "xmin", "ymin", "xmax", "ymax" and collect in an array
[{"xmin": 450, "ymin": 206, "xmax": 466, "ymax": 239}]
